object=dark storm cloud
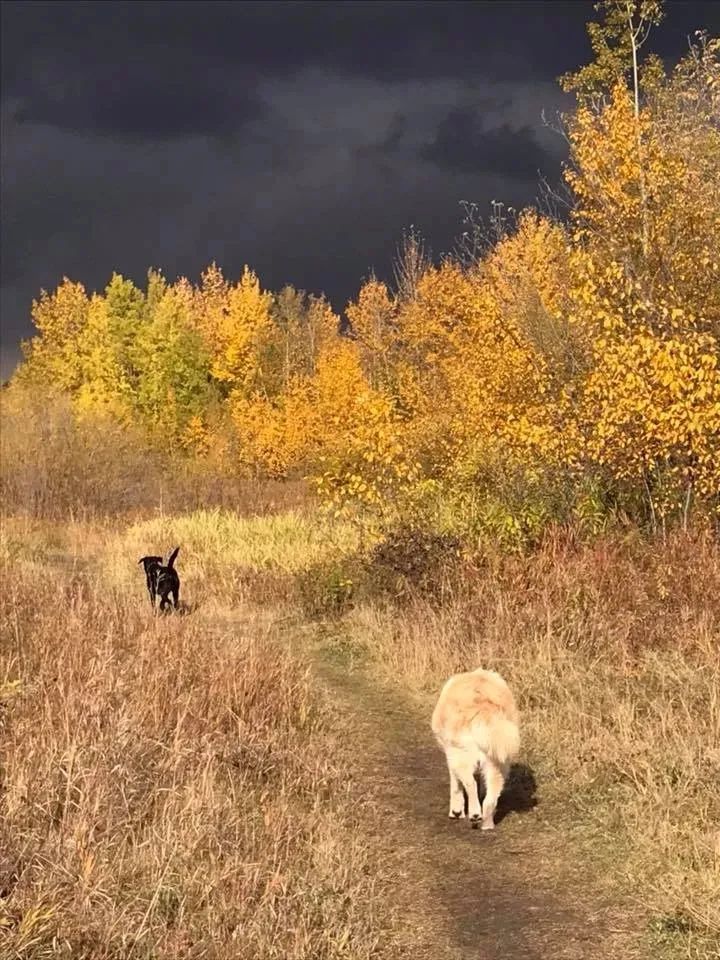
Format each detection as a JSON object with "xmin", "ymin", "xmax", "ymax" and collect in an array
[
  {"xmin": 422, "ymin": 107, "xmax": 555, "ymax": 181},
  {"xmin": 1, "ymin": 1, "xmax": 598, "ymax": 143},
  {"xmin": 355, "ymin": 112, "xmax": 408, "ymax": 160},
  {"xmin": 2, "ymin": 0, "xmax": 720, "ymax": 380},
  {"xmin": 11, "ymin": 61, "xmax": 264, "ymax": 141},
  {"xmin": 2, "ymin": 2, "xmax": 591, "ymax": 87},
  {"xmin": 2, "ymin": 2, "xmax": 719, "ymax": 142}
]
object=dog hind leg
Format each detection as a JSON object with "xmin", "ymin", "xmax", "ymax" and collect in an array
[
  {"xmin": 447, "ymin": 747, "xmax": 481, "ymax": 824},
  {"xmin": 480, "ymin": 758, "xmax": 505, "ymax": 831},
  {"xmin": 446, "ymin": 753, "xmax": 466, "ymax": 818}
]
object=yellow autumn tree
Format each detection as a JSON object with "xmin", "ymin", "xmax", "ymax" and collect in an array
[
  {"xmin": 196, "ymin": 262, "xmax": 229, "ymax": 350},
  {"xmin": 579, "ymin": 332, "xmax": 720, "ymax": 511},
  {"xmin": 20, "ymin": 279, "xmax": 90, "ymax": 392},
  {"xmin": 390, "ymin": 249, "xmax": 564, "ymax": 487},
  {"xmin": 562, "ymin": 33, "xmax": 720, "ymax": 521},
  {"xmin": 229, "ymin": 335, "xmax": 419, "ymax": 514},
  {"xmin": 346, "ymin": 277, "xmax": 399, "ymax": 390},
  {"xmin": 308, "ymin": 340, "xmax": 421, "ymax": 514},
  {"xmin": 259, "ymin": 287, "xmax": 340, "ymax": 397},
  {"xmin": 210, "ymin": 266, "xmax": 273, "ymax": 392},
  {"xmin": 230, "ymin": 339, "xmax": 371, "ymax": 478}
]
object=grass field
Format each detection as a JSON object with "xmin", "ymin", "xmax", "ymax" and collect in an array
[
  {"xmin": 338, "ymin": 529, "xmax": 720, "ymax": 954},
  {"xmin": 0, "ymin": 512, "xmax": 391, "ymax": 959},
  {"xmin": 1, "ymin": 508, "xmax": 718, "ymax": 958}
]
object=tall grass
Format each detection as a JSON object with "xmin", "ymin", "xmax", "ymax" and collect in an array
[
  {"xmin": 121, "ymin": 510, "xmax": 363, "ymax": 577},
  {"xmin": 338, "ymin": 528, "xmax": 720, "ymax": 957},
  {"xmin": 2, "ymin": 399, "xmax": 718, "ymax": 960},
  {"xmin": 0, "ymin": 383, "xmax": 309, "ymax": 521},
  {"xmin": 0, "ymin": 526, "xmax": 390, "ymax": 959}
]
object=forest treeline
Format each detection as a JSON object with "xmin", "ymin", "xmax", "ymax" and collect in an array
[{"xmin": 4, "ymin": 9, "xmax": 719, "ymax": 537}]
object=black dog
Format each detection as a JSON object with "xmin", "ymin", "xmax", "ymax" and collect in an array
[{"xmin": 138, "ymin": 547, "xmax": 180, "ymax": 612}]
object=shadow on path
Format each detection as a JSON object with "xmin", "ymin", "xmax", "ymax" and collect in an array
[{"xmin": 312, "ymin": 646, "xmax": 643, "ymax": 960}]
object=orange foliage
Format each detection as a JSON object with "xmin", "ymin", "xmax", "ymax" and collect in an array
[{"xmin": 13, "ymin": 31, "xmax": 720, "ymax": 530}]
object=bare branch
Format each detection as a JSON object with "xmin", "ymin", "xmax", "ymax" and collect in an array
[{"xmin": 392, "ymin": 225, "xmax": 432, "ymax": 302}]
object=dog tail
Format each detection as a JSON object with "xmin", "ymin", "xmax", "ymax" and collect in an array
[
  {"xmin": 471, "ymin": 711, "xmax": 521, "ymax": 768},
  {"xmin": 167, "ymin": 546, "xmax": 180, "ymax": 569}
]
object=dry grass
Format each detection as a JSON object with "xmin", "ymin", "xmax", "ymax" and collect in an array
[
  {"xmin": 0, "ymin": 385, "xmax": 309, "ymax": 522},
  {"xmin": 0, "ymin": 521, "xmax": 391, "ymax": 959},
  {"xmin": 119, "ymin": 510, "xmax": 362, "ymax": 578},
  {"xmin": 338, "ymin": 529, "xmax": 720, "ymax": 957},
  {"xmin": 2, "ymin": 497, "xmax": 719, "ymax": 958},
  {"xmin": 1, "ymin": 505, "xmax": 361, "ymax": 612}
]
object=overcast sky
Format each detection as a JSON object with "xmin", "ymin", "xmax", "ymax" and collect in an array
[{"xmin": 1, "ymin": 0, "xmax": 718, "ymax": 380}]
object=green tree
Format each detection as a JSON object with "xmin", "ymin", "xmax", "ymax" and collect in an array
[
  {"xmin": 133, "ymin": 283, "xmax": 216, "ymax": 445},
  {"xmin": 102, "ymin": 273, "xmax": 147, "ymax": 389},
  {"xmin": 561, "ymin": 1, "xmax": 665, "ymax": 104},
  {"xmin": 74, "ymin": 294, "xmax": 133, "ymax": 420}
]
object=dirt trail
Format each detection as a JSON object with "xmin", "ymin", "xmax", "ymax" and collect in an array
[
  {"xmin": 38, "ymin": 542, "xmax": 643, "ymax": 958},
  {"xmin": 311, "ymin": 645, "xmax": 643, "ymax": 960}
]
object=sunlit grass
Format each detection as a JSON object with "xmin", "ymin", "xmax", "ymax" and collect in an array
[
  {"xmin": 341, "ymin": 531, "xmax": 720, "ymax": 957},
  {"xmin": 2, "ymin": 505, "xmax": 718, "ymax": 958},
  {"xmin": 120, "ymin": 508, "xmax": 362, "ymax": 576},
  {"xmin": 0, "ymin": 520, "xmax": 390, "ymax": 959}
]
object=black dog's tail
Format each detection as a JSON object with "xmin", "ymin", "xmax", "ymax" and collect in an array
[{"xmin": 167, "ymin": 546, "xmax": 180, "ymax": 569}]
